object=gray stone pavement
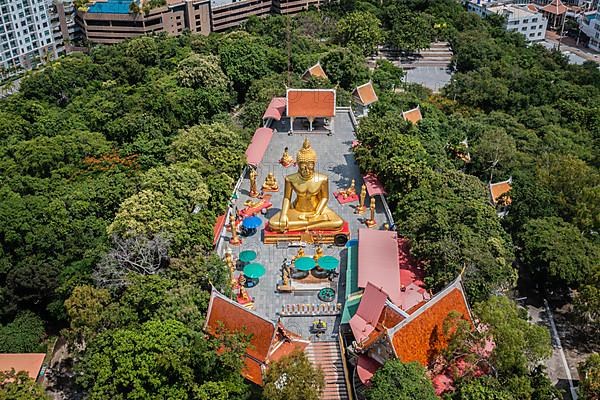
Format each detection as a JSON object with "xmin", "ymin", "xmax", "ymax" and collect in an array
[
  {"xmin": 404, "ymin": 67, "xmax": 453, "ymax": 93},
  {"xmin": 224, "ymin": 111, "xmax": 388, "ymax": 340}
]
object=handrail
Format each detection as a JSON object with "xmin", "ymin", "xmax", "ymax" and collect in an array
[{"xmin": 338, "ymin": 332, "xmax": 355, "ymax": 400}]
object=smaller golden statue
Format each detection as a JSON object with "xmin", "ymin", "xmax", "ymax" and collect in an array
[
  {"xmin": 249, "ymin": 168, "xmax": 259, "ymax": 198},
  {"xmin": 282, "ymin": 268, "xmax": 290, "ymax": 286},
  {"xmin": 229, "ymin": 214, "xmax": 242, "ymax": 245},
  {"xmin": 341, "ymin": 179, "xmax": 356, "ymax": 199},
  {"xmin": 365, "ymin": 197, "xmax": 377, "ymax": 228},
  {"xmin": 355, "ymin": 185, "xmax": 367, "ymax": 214},
  {"xmin": 262, "ymin": 172, "xmax": 279, "ymax": 192},
  {"xmin": 313, "ymin": 246, "xmax": 324, "ymax": 262},
  {"xmin": 292, "ymin": 247, "xmax": 305, "ymax": 261},
  {"xmin": 224, "ymin": 251, "xmax": 236, "ymax": 284},
  {"xmin": 279, "ymin": 147, "xmax": 294, "ymax": 167}
]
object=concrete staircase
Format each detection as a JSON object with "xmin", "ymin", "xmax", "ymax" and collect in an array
[
  {"xmin": 375, "ymin": 42, "xmax": 453, "ymax": 69},
  {"xmin": 306, "ymin": 341, "xmax": 350, "ymax": 400}
]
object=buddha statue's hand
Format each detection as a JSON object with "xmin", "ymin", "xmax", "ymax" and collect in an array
[{"xmin": 279, "ymin": 214, "xmax": 289, "ymax": 229}]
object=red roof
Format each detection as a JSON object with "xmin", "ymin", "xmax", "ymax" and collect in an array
[
  {"xmin": 0, "ymin": 354, "xmax": 45, "ymax": 381},
  {"xmin": 350, "ymin": 282, "xmax": 389, "ymax": 344},
  {"xmin": 489, "ymin": 180, "xmax": 512, "ymax": 205},
  {"xmin": 286, "ymin": 89, "xmax": 336, "ymax": 118},
  {"xmin": 301, "ymin": 63, "xmax": 328, "ymax": 81},
  {"xmin": 402, "ymin": 106, "xmax": 422, "ymax": 124},
  {"xmin": 213, "ymin": 214, "xmax": 226, "ymax": 247},
  {"xmin": 542, "ymin": 0, "xmax": 567, "ymax": 14},
  {"xmin": 362, "ymin": 173, "xmax": 386, "ymax": 196},
  {"xmin": 358, "ymin": 229, "xmax": 402, "ymax": 305},
  {"xmin": 357, "ymin": 355, "xmax": 382, "ymax": 385},
  {"xmin": 245, "ymin": 127, "xmax": 274, "ymax": 166},
  {"xmin": 204, "ymin": 290, "xmax": 308, "ymax": 386},
  {"xmin": 262, "ymin": 97, "xmax": 286, "ymax": 121},
  {"xmin": 353, "ymin": 82, "xmax": 378, "ymax": 106},
  {"xmin": 388, "ymin": 277, "xmax": 473, "ymax": 366}
]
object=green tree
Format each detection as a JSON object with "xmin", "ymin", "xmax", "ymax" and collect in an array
[
  {"xmin": 263, "ymin": 350, "xmax": 324, "ymax": 400},
  {"xmin": 64, "ymin": 285, "xmax": 113, "ymax": 345},
  {"xmin": 578, "ymin": 353, "xmax": 600, "ymax": 400},
  {"xmin": 0, "ymin": 311, "xmax": 45, "ymax": 353},
  {"xmin": 366, "ymin": 360, "xmax": 437, "ymax": 400},
  {"xmin": 518, "ymin": 217, "xmax": 598, "ymax": 288},
  {"xmin": 321, "ymin": 48, "xmax": 370, "ymax": 90},
  {"xmin": 453, "ymin": 376, "xmax": 516, "ymax": 400},
  {"xmin": 176, "ymin": 54, "xmax": 229, "ymax": 89},
  {"xmin": 336, "ymin": 11, "xmax": 384, "ymax": 56},
  {"xmin": 475, "ymin": 296, "xmax": 552, "ymax": 376},
  {"xmin": 384, "ymin": 7, "xmax": 435, "ymax": 52},
  {"xmin": 0, "ymin": 370, "xmax": 50, "ymax": 400}
]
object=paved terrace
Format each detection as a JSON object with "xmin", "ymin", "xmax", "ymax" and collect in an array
[{"xmin": 225, "ymin": 111, "xmax": 389, "ymax": 340}]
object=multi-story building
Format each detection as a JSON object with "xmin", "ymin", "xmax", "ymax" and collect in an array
[
  {"xmin": 76, "ymin": 0, "xmax": 330, "ymax": 44},
  {"xmin": 76, "ymin": 0, "xmax": 211, "ymax": 44},
  {"xmin": 0, "ymin": 0, "xmax": 57, "ymax": 77},
  {"xmin": 579, "ymin": 10, "xmax": 600, "ymax": 50},
  {"xmin": 50, "ymin": 0, "xmax": 80, "ymax": 55},
  {"xmin": 465, "ymin": 1, "xmax": 548, "ymax": 41}
]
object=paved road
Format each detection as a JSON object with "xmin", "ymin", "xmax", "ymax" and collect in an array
[{"xmin": 544, "ymin": 31, "xmax": 600, "ymax": 65}]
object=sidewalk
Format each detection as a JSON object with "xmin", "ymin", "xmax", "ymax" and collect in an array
[{"xmin": 545, "ymin": 31, "xmax": 600, "ymax": 64}]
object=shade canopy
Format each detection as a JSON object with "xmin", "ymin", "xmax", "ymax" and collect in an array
[
  {"xmin": 262, "ymin": 97, "xmax": 286, "ymax": 121},
  {"xmin": 239, "ymin": 250, "xmax": 257, "ymax": 263},
  {"xmin": 242, "ymin": 216, "xmax": 262, "ymax": 229},
  {"xmin": 245, "ymin": 128, "xmax": 274, "ymax": 166},
  {"xmin": 362, "ymin": 173, "xmax": 387, "ymax": 196},
  {"xmin": 294, "ymin": 257, "xmax": 316, "ymax": 271},
  {"xmin": 318, "ymin": 256, "xmax": 339, "ymax": 271},
  {"xmin": 243, "ymin": 263, "xmax": 266, "ymax": 279},
  {"xmin": 286, "ymin": 89, "xmax": 336, "ymax": 118}
]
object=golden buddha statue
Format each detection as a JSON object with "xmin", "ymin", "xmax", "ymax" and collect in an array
[
  {"xmin": 280, "ymin": 147, "xmax": 294, "ymax": 167},
  {"xmin": 249, "ymin": 168, "xmax": 259, "ymax": 198},
  {"xmin": 262, "ymin": 172, "xmax": 279, "ymax": 192},
  {"xmin": 268, "ymin": 138, "xmax": 344, "ymax": 232},
  {"xmin": 339, "ymin": 179, "xmax": 356, "ymax": 199}
]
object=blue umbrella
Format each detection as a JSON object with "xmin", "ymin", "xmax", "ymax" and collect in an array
[
  {"xmin": 318, "ymin": 256, "xmax": 339, "ymax": 271},
  {"xmin": 295, "ymin": 257, "xmax": 316, "ymax": 271},
  {"xmin": 243, "ymin": 263, "xmax": 266, "ymax": 279},
  {"xmin": 242, "ymin": 216, "xmax": 262, "ymax": 229},
  {"xmin": 346, "ymin": 239, "xmax": 358, "ymax": 248}
]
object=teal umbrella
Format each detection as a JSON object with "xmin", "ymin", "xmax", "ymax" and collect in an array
[
  {"xmin": 318, "ymin": 256, "xmax": 339, "ymax": 271},
  {"xmin": 294, "ymin": 257, "xmax": 316, "ymax": 271},
  {"xmin": 239, "ymin": 250, "xmax": 257, "ymax": 263},
  {"xmin": 243, "ymin": 263, "xmax": 266, "ymax": 279}
]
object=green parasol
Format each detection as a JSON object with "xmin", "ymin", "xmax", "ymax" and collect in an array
[
  {"xmin": 239, "ymin": 250, "xmax": 257, "ymax": 263},
  {"xmin": 243, "ymin": 263, "xmax": 266, "ymax": 279},
  {"xmin": 317, "ymin": 256, "xmax": 339, "ymax": 271},
  {"xmin": 294, "ymin": 257, "xmax": 316, "ymax": 271}
]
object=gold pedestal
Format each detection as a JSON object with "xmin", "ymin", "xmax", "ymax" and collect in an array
[
  {"xmin": 355, "ymin": 206, "xmax": 366, "ymax": 214},
  {"xmin": 365, "ymin": 218, "xmax": 377, "ymax": 228}
]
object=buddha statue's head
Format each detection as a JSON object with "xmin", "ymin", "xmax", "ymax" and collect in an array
[{"xmin": 296, "ymin": 138, "xmax": 317, "ymax": 180}]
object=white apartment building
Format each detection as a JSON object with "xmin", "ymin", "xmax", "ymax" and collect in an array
[
  {"xmin": 579, "ymin": 11, "xmax": 600, "ymax": 51},
  {"xmin": 0, "ymin": 0, "xmax": 57, "ymax": 78},
  {"xmin": 466, "ymin": 1, "xmax": 549, "ymax": 42}
]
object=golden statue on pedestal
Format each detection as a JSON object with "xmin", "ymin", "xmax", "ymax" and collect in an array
[
  {"xmin": 339, "ymin": 179, "xmax": 356, "ymax": 199},
  {"xmin": 280, "ymin": 147, "xmax": 294, "ymax": 167},
  {"xmin": 268, "ymin": 138, "xmax": 344, "ymax": 232},
  {"xmin": 262, "ymin": 172, "xmax": 279, "ymax": 192},
  {"xmin": 249, "ymin": 168, "xmax": 259, "ymax": 198},
  {"xmin": 365, "ymin": 197, "xmax": 377, "ymax": 228},
  {"xmin": 355, "ymin": 185, "xmax": 367, "ymax": 214}
]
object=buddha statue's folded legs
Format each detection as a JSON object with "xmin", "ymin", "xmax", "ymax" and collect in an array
[{"xmin": 269, "ymin": 208, "xmax": 344, "ymax": 232}]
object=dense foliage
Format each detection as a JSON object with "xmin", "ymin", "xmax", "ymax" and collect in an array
[{"xmin": 1, "ymin": 0, "xmax": 598, "ymax": 398}]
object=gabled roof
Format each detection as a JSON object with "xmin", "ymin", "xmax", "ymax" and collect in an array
[
  {"xmin": 402, "ymin": 106, "xmax": 422, "ymax": 124},
  {"xmin": 286, "ymin": 88, "xmax": 336, "ymax": 118},
  {"xmin": 204, "ymin": 289, "xmax": 308, "ymax": 386},
  {"xmin": 350, "ymin": 282, "xmax": 389, "ymax": 345},
  {"xmin": 357, "ymin": 229, "xmax": 402, "ymax": 306},
  {"xmin": 489, "ymin": 179, "xmax": 512, "ymax": 205},
  {"xmin": 387, "ymin": 276, "xmax": 473, "ymax": 366},
  {"xmin": 245, "ymin": 127, "xmax": 274, "ymax": 166},
  {"xmin": 352, "ymin": 81, "xmax": 378, "ymax": 106},
  {"xmin": 0, "ymin": 354, "xmax": 45, "ymax": 381},
  {"xmin": 542, "ymin": 0, "xmax": 567, "ymax": 14},
  {"xmin": 262, "ymin": 97, "xmax": 286, "ymax": 121},
  {"xmin": 301, "ymin": 62, "xmax": 328, "ymax": 81}
]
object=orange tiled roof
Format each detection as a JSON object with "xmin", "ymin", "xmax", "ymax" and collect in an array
[
  {"xmin": 542, "ymin": 0, "xmax": 567, "ymax": 14},
  {"xmin": 353, "ymin": 82, "xmax": 378, "ymax": 106},
  {"xmin": 527, "ymin": 3, "xmax": 538, "ymax": 12},
  {"xmin": 205, "ymin": 290, "xmax": 309, "ymax": 386},
  {"xmin": 402, "ymin": 106, "xmax": 422, "ymax": 124},
  {"xmin": 388, "ymin": 278, "xmax": 473, "ymax": 366},
  {"xmin": 0, "ymin": 354, "xmax": 45, "ymax": 381},
  {"xmin": 286, "ymin": 89, "xmax": 336, "ymax": 118},
  {"xmin": 205, "ymin": 290, "xmax": 275, "ymax": 362},
  {"xmin": 301, "ymin": 63, "xmax": 328, "ymax": 81},
  {"xmin": 489, "ymin": 181, "xmax": 512, "ymax": 205}
]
